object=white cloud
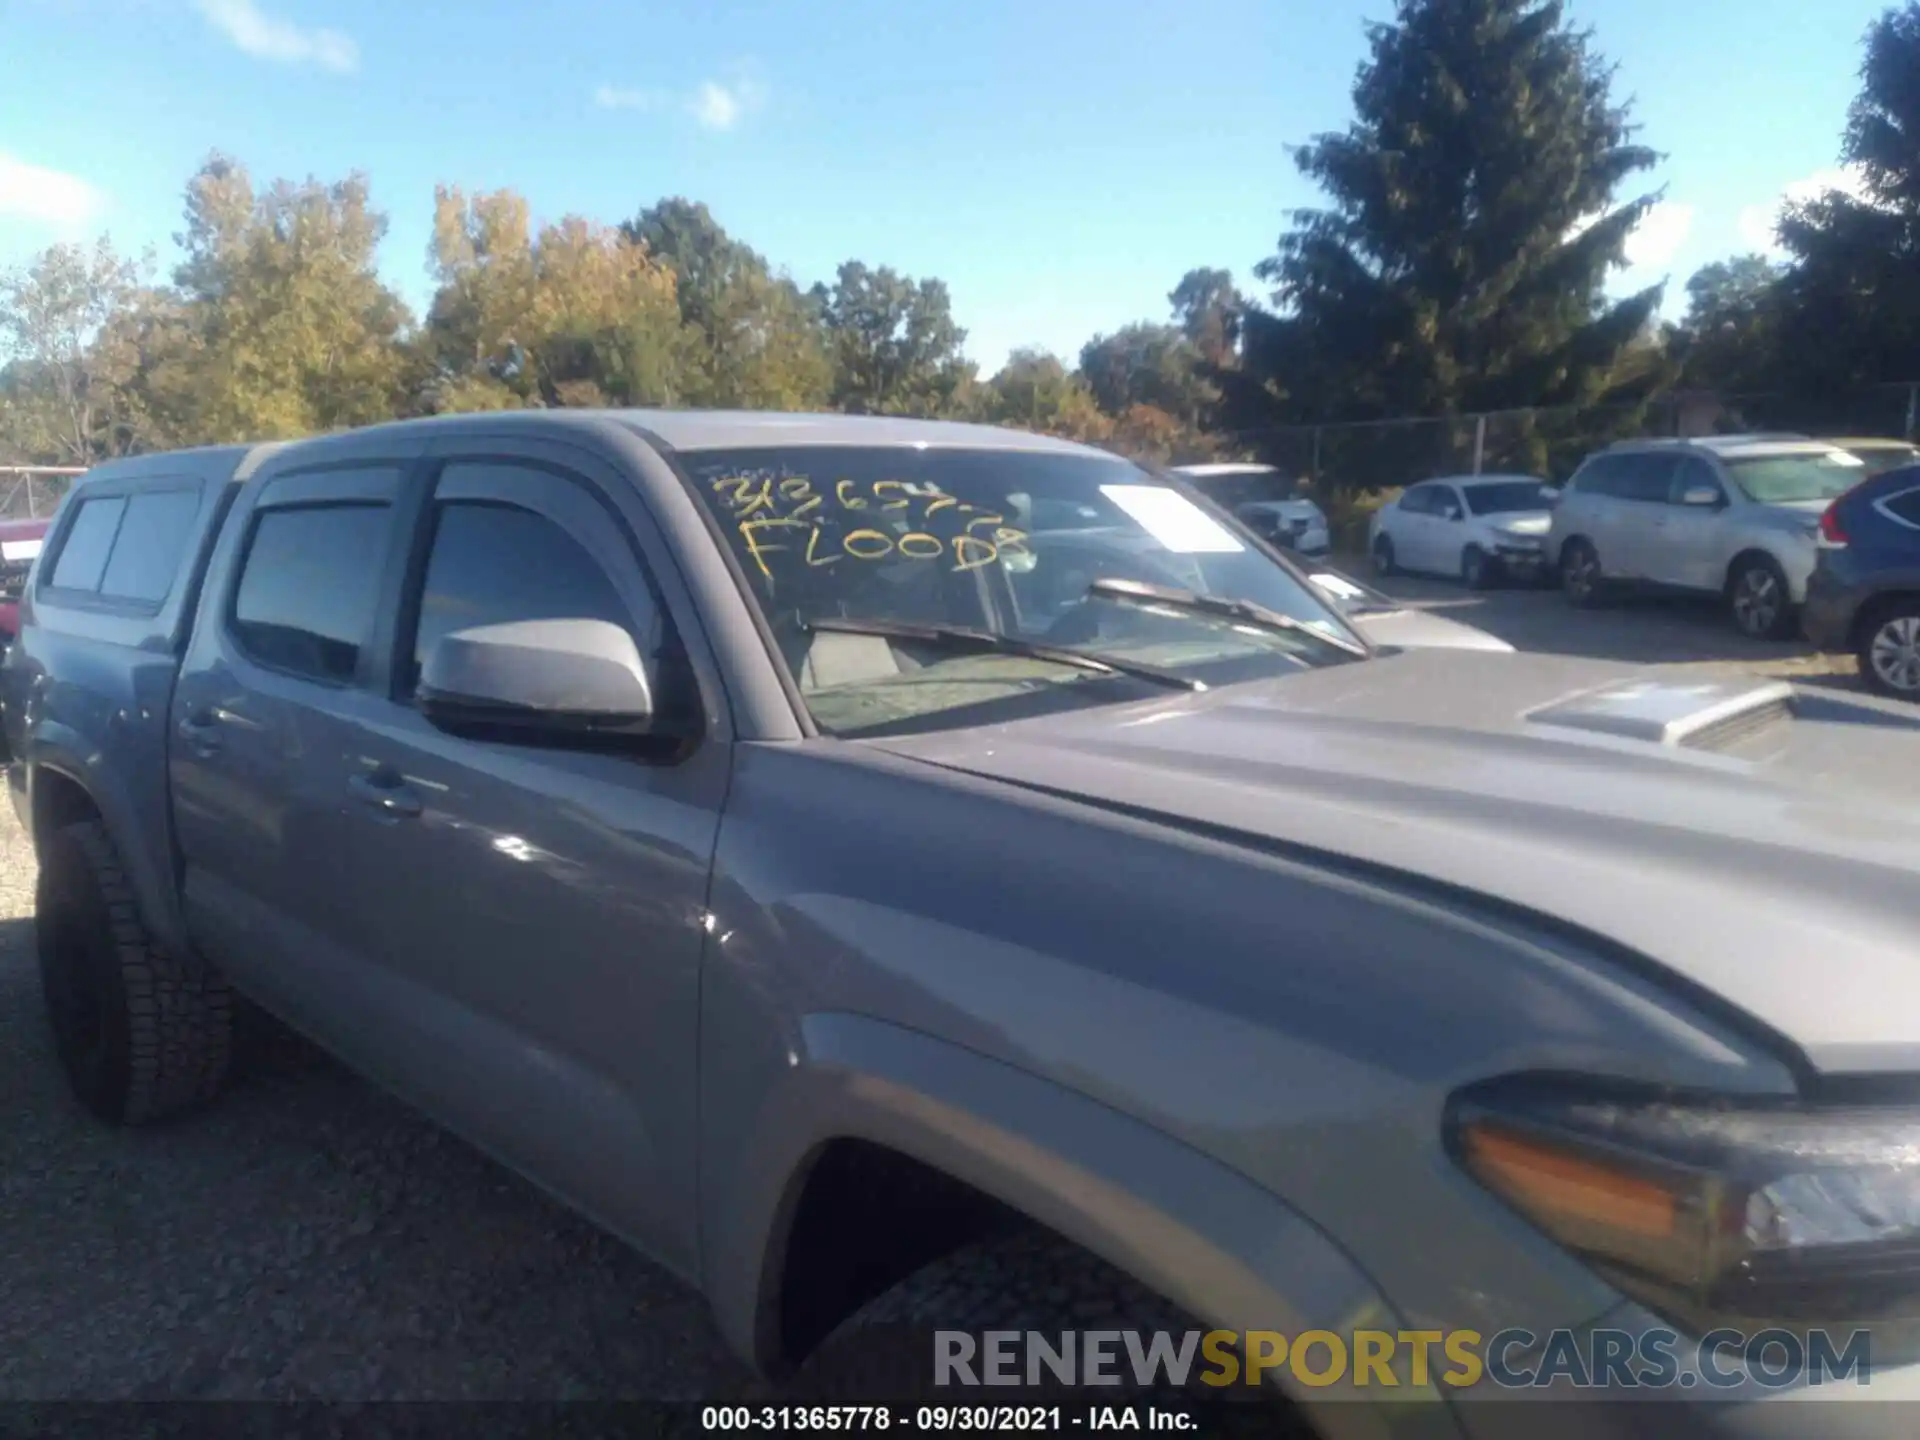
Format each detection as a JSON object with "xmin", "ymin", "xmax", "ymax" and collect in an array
[
  {"xmin": 1622, "ymin": 200, "xmax": 1695, "ymax": 270},
  {"xmin": 0, "ymin": 153, "xmax": 105, "ymax": 227},
  {"xmin": 1736, "ymin": 165, "xmax": 1871, "ymax": 254},
  {"xmin": 687, "ymin": 74, "xmax": 767, "ymax": 131},
  {"xmin": 594, "ymin": 84, "xmax": 672, "ymax": 112},
  {"xmin": 193, "ymin": 0, "xmax": 357, "ymax": 72},
  {"xmin": 594, "ymin": 67, "xmax": 769, "ymax": 132}
]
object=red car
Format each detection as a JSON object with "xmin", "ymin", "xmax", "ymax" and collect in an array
[{"xmin": 0, "ymin": 517, "xmax": 51, "ymax": 648}]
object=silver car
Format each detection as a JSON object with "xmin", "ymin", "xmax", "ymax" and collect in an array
[
  {"xmin": 1548, "ymin": 435, "xmax": 1870, "ymax": 638},
  {"xmin": 1367, "ymin": 474, "xmax": 1556, "ymax": 588},
  {"xmin": 1171, "ymin": 463, "xmax": 1331, "ymax": 556}
]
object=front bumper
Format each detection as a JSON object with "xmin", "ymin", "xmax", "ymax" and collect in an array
[{"xmin": 1492, "ymin": 543, "xmax": 1549, "ymax": 578}]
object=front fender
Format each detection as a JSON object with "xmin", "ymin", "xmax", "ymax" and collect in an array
[{"xmin": 705, "ymin": 1011, "xmax": 1444, "ymax": 1440}]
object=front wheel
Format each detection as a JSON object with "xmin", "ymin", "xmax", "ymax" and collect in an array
[
  {"xmin": 1859, "ymin": 600, "xmax": 1920, "ymax": 700},
  {"xmin": 1559, "ymin": 538, "xmax": 1605, "ymax": 607},
  {"xmin": 37, "ymin": 820, "xmax": 233, "ymax": 1125},
  {"xmin": 1461, "ymin": 545, "xmax": 1494, "ymax": 591},
  {"xmin": 1727, "ymin": 556, "xmax": 1794, "ymax": 640}
]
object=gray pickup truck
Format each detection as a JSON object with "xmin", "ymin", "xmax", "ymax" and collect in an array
[{"xmin": 11, "ymin": 410, "xmax": 1920, "ymax": 1435}]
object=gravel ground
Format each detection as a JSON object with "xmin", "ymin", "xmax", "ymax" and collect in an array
[
  {"xmin": 0, "ymin": 809, "xmax": 751, "ymax": 1401},
  {"xmin": 0, "ymin": 582, "xmax": 1892, "ymax": 1402}
]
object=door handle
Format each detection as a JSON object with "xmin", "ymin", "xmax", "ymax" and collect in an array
[
  {"xmin": 176, "ymin": 711, "xmax": 222, "ymax": 754},
  {"xmin": 348, "ymin": 771, "xmax": 424, "ymax": 819}
]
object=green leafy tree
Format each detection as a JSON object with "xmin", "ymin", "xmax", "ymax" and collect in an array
[
  {"xmin": 0, "ymin": 239, "xmax": 156, "ymax": 464},
  {"xmin": 625, "ymin": 198, "xmax": 830, "ymax": 410},
  {"xmin": 972, "ymin": 348, "xmax": 1113, "ymax": 443},
  {"xmin": 425, "ymin": 186, "xmax": 691, "ymax": 411},
  {"xmin": 1227, "ymin": 0, "xmax": 1666, "ymax": 474},
  {"xmin": 1676, "ymin": 255, "xmax": 1786, "ymax": 393},
  {"xmin": 1078, "ymin": 323, "xmax": 1215, "ymax": 427},
  {"xmin": 813, "ymin": 261, "xmax": 972, "ymax": 416},
  {"xmin": 1169, "ymin": 267, "xmax": 1244, "ymax": 369},
  {"xmin": 1773, "ymin": 4, "xmax": 1920, "ymax": 399},
  {"xmin": 168, "ymin": 155, "xmax": 414, "ymax": 441}
]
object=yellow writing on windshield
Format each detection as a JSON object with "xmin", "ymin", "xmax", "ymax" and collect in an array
[{"xmin": 709, "ymin": 473, "xmax": 1031, "ymax": 580}]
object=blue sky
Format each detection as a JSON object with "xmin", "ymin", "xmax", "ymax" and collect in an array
[{"xmin": 0, "ymin": 0, "xmax": 1893, "ymax": 375}]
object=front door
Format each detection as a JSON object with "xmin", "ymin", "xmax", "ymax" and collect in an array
[{"xmin": 323, "ymin": 448, "xmax": 727, "ymax": 1275}]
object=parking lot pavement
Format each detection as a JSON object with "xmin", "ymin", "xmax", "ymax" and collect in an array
[
  {"xmin": 0, "ymin": 808, "xmax": 752, "ymax": 1400},
  {"xmin": 1344, "ymin": 556, "xmax": 1862, "ymax": 688},
  {"xmin": 0, "ymin": 572, "xmax": 1879, "ymax": 1402}
]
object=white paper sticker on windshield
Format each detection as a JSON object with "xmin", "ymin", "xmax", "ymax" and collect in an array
[
  {"xmin": 1100, "ymin": 485, "xmax": 1246, "ymax": 553},
  {"xmin": 1, "ymin": 539, "xmax": 41, "ymax": 562}
]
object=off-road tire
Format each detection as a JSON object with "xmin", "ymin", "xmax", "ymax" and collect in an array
[{"xmin": 37, "ymin": 820, "xmax": 233, "ymax": 1125}]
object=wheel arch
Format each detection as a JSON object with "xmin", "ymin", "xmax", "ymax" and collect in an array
[
  {"xmin": 708, "ymin": 1012, "xmax": 1410, "ymax": 1429},
  {"xmin": 23, "ymin": 736, "xmax": 189, "ymax": 959},
  {"xmin": 1848, "ymin": 588, "xmax": 1920, "ymax": 650},
  {"xmin": 1722, "ymin": 545, "xmax": 1789, "ymax": 595}
]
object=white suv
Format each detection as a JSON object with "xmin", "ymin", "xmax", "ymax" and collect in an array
[{"xmin": 1548, "ymin": 435, "xmax": 1868, "ymax": 639}]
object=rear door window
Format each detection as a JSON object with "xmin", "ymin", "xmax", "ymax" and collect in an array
[
  {"xmin": 48, "ymin": 496, "xmax": 128, "ymax": 591},
  {"xmin": 99, "ymin": 489, "xmax": 204, "ymax": 603},
  {"xmin": 231, "ymin": 504, "xmax": 392, "ymax": 685}
]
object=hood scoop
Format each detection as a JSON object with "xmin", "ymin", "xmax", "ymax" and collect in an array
[{"xmin": 1525, "ymin": 677, "xmax": 1795, "ymax": 751}]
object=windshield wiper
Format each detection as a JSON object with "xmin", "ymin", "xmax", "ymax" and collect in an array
[
  {"xmin": 801, "ymin": 616, "xmax": 1205, "ymax": 691},
  {"xmin": 1084, "ymin": 577, "xmax": 1371, "ymax": 659}
]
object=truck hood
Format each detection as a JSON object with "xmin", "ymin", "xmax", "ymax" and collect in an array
[{"xmin": 873, "ymin": 648, "xmax": 1920, "ymax": 1074}]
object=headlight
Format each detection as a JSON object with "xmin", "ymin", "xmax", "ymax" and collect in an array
[{"xmin": 1449, "ymin": 1075, "xmax": 1920, "ymax": 1329}]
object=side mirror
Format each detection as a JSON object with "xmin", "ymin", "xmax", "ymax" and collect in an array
[
  {"xmin": 1540, "ymin": 486, "xmax": 1563, "ymax": 506},
  {"xmin": 1680, "ymin": 485, "xmax": 1723, "ymax": 508},
  {"xmin": 418, "ymin": 618, "xmax": 657, "ymax": 741},
  {"xmin": 1442, "ymin": 506, "xmax": 1464, "ymax": 522}
]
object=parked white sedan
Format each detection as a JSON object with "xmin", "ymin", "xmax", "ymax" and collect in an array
[{"xmin": 1368, "ymin": 474, "xmax": 1557, "ymax": 589}]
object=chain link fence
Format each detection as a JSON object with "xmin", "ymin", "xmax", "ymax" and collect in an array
[
  {"xmin": 1219, "ymin": 383, "xmax": 1920, "ymax": 553},
  {"xmin": 0, "ymin": 467, "xmax": 82, "ymax": 520}
]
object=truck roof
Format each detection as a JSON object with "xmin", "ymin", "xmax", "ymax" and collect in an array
[
  {"xmin": 68, "ymin": 415, "xmax": 1108, "ymax": 502},
  {"xmin": 177, "ymin": 411, "xmax": 1105, "ymax": 460}
]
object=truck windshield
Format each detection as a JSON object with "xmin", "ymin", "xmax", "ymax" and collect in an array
[
  {"xmin": 680, "ymin": 446, "xmax": 1366, "ymax": 736},
  {"xmin": 1724, "ymin": 449, "xmax": 1866, "ymax": 505}
]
